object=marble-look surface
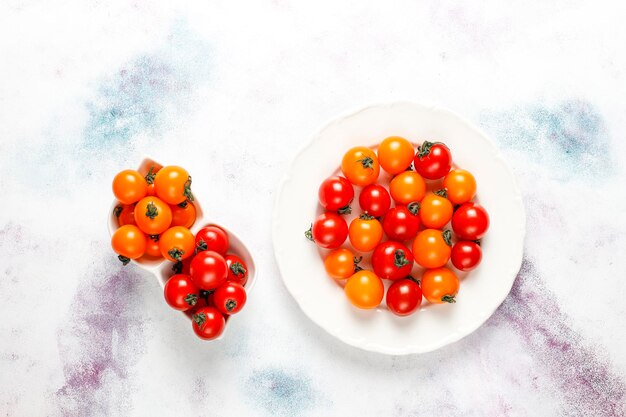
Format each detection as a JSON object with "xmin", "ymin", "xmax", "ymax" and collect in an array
[{"xmin": 1, "ymin": 1, "xmax": 625, "ymax": 416}]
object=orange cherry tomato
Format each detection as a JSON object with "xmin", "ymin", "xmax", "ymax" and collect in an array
[
  {"xmin": 154, "ymin": 166, "xmax": 194, "ymax": 205},
  {"xmin": 344, "ymin": 270, "xmax": 384, "ymax": 309},
  {"xmin": 389, "ymin": 171, "xmax": 426, "ymax": 205},
  {"xmin": 443, "ymin": 169, "xmax": 476, "ymax": 204},
  {"xmin": 412, "ymin": 229, "xmax": 452, "ymax": 268},
  {"xmin": 377, "ymin": 136, "xmax": 415, "ymax": 175},
  {"xmin": 324, "ymin": 248, "xmax": 360, "ymax": 280},
  {"xmin": 134, "ymin": 197, "xmax": 172, "ymax": 235},
  {"xmin": 111, "ymin": 225, "xmax": 146, "ymax": 262},
  {"xmin": 144, "ymin": 235, "xmax": 163, "ymax": 258},
  {"xmin": 160, "ymin": 226, "xmax": 195, "ymax": 262},
  {"xmin": 171, "ymin": 202, "xmax": 197, "ymax": 228},
  {"xmin": 348, "ymin": 214, "xmax": 383, "ymax": 252},
  {"xmin": 114, "ymin": 204, "xmax": 136, "ymax": 226},
  {"xmin": 112, "ymin": 170, "xmax": 147, "ymax": 205},
  {"xmin": 421, "ymin": 267, "xmax": 459, "ymax": 304},
  {"xmin": 341, "ymin": 147, "xmax": 380, "ymax": 186},
  {"xmin": 419, "ymin": 191, "xmax": 453, "ymax": 229}
]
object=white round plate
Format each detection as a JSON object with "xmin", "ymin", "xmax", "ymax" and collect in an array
[{"xmin": 272, "ymin": 102, "xmax": 525, "ymax": 355}]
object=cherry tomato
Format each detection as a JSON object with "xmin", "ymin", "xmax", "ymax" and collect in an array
[
  {"xmin": 419, "ymin": 191, "xmax": 453, "ymax": 229},
  {"xmin": 344, "ymin": 270, "xmax": 384, "ymax": 309},
  {"xmin": 341, "ymin": 147, "xmax": 380, "ymax": 186},
  {"xmin": 306, "ymin": 212, "xmax": 348, "ymax": 249},
  {"xmin": 191, "ymin": 306, "xmax": 225, "ymax": 340},
  {"xmin": 154, "ymin": 165, "xmax": 194, "ymax": 205},
  {"xmin": 170, "ymin": 201, "xmax": 196, "ymax": 228},
  {"xmin": 412, "ymin": 229, "xmax": 452, "ymax": 268},
  {"xmin": 359, "ymin": 184, "xmax": 391, "ymax": 217},
  {"xmin": 111, "ymin": 225, "xmax": 146, "ymax": 264},
  {"xmin": 114, "ymin": 204, "xmax": 136, "ymax": 226},
  {"xmin": 389, "ymin": 171, "xmax": 426, "ymax": 205},
  {"xmin": 318, "ymin": 176, "xmax": 354, "ymax": 213},
  {"xmin": 112, "ymin": 170, "xmax": 147, "ymax": 205},
  {"xmin": 213, "ymin": 282, "xmax": 247, "ymax": 315},
  {"xmin": 382, "ymin": 204, "xmax": 421, "ymax": 241},
  {"xmin": 443, "ymin": 169, "xmax": 476, "ymax": 204},
  {"xmin": 421, "ymin": 267, "xmax": 459, "ymax": 304},
  {"xmin": 452, "ymin": 203, "xmax": 490, "ymax": 240},
  {"xmin": 164, "ymin": 274, "xmax": 200, "ymax": 311},
  {"xmin": 451, "ymin": 241, "xmax": 482, "ymax": 271},
  {"xmin": 348, "ymin": 214, "xmax": 383, "ymax": 252},
  {"xmin": 225, "ymin": 254, "xmax": 248, "ymax": 286},
  {"xmin": 160, "ymin": 226, "xmax": 195, "ymax": 262},
  {"xmin": 144, "ymin": 234, "xmax": 162, "ymax": 258},
  {"xmin": 371, "ymin": 241, "xmax": 414, "ymax": 280},
  {"xmin": 195, "ymin": 225, "xmax": 229, "ymax": 255},
  {"xmin": 413, "ymin": 141, "xmax": 452, "ymax": 180},
  {"xmin": 190, "ymin": 250, "xmax": 228, "ymax": 290},
  {"xmin": 386, "ymin": 279, "xmax": 423, "ymax": 316},
  {"xmin": 377, "ymin": 136, "xmax": 415, "ymax": 175},
  {"xmin": 142, "ymin": 164, "xmax": 161, "ymax": 197},
  {"xmin": 134, "ymin": 196, "xmax": 172, "ymax": 235},
  {"xmin": 324, "ymin": 248, "xmax": 360, "ymax": 280}
]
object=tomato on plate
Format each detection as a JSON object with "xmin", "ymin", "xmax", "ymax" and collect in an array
[
  {"xmin": 134, "ymin": 196, "xmax": 172, "ymax": 235},
  {"xmin": 443, "ymin": 169, "xmax": 476, "ymax": 204},
  {"xmin": 225, "ymin": 254, "xmax": 248, "ymax": 286},
  {"xmin": 154, "ymin": 165, "xmax": 194, "ymax": 205},
  {"xmin": 359, "ymin": 184, "xmax": 391, "ymax": 217},
  {"xmin": 190, "ymin": 250, "xmax": 228, "ymax": 290},
  {"xmin": 213, "ymin": 282, "xmax": 247, "ymax": 315},
  {"xmin": 452, "ymin": 203, "xmax": 489, "ymax": 240},
  {"xmin": 319, "ymin": 176, "xmax": 354, "ymax": 213},
  {"xmin": 191, "ymin": 306, "xmax": 225, "ymax": 340},
  {"xmin": 377, "ymin": 136, "xmax": 415, "ymax": 175},
  {"xmin": 413, "ymin": 141, "xmax": 451, "ymax": 180},
  {"xmin": 160, "ymin": 226, "xmax": 195, "ymax": 262},
  {"xmin": 389, "ymin": 171, "xmax": 426, "ymax": 205},
  {"xmin": 164, "ymin": 274, "xmax": 200, "ymax": 311},
  {"xmin": 421, "ymin": 267, "xmax": 459, "ymax": 304},
  {"xmin": 371, "ymin": 241, "xmax": 414, "ymax": 280},
  {"xmin": 382, "ymin": 204, "xmax": 421, "ymax": 241},
  {"xmin": 171, "ymin": 201, "xmax": 196, "ymax": 228},
  {"xmin": 412, "ymin": 229, "xmax": 452, "ymax": 268},
  {"xmin": 419, "ymin": 191, "xmax": 453, "ymax": 229},
  {"xmin": 344, "ymin": 270, "xmax": 384, "ymax": 309},
  {"xmin": 305, "ymin": 212, "xmax": 348, "ymax": 249},
  {"xmin": 195, "ymin": 225, "xmax": 229, "ymax": 255},
  {"xmin": 144, "ymin": 234, "xmax": 162, "ymax": 258},
  {"xmin": 111, "ymin": 224, "xmax": 146, "ymax": 264},
  {"xmin": 112, "ymin": 170, "xmax": 147, "ymax": 205},
  {"xmin": 341, "ymin": 147, "xmax": 380, "ymax": 186},
  {"xmin": 114, "ymin": 204, "xmax": 136, "ymax": 226},
  {"xmin": 386, "ymin": 278, "xmax": 423, "ymax": 316},
  {"xmin": 324, "ymin": 248, "xmax": 361, "ymax": 280},
  {"xmin": 348, "ymin": 213, "xmax": 383, "ymax": 252},
  {"xmin": 451, "ymin": 241, "xmax": 482, "ymax": 271}
]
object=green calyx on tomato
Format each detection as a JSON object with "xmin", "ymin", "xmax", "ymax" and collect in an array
[
  {"xmin": 118, "ymin": 255, "xmax": 130, "ymax": 266},
  {"xmin": 168, "ymin": 248, "xmax": 185, "ymax": 262},
  {"xmin": 434, "ymin": 189, "xmax": 448, "ymax": 198},
  {"xmin": 304, "ymin": 224, "xmax": 314, "ymax": 241},
  {"xmin": 230, "ymin": 262, "xmax": 247, "ymax": 277},
  {"xmin": 114, "ymin": 205, "xmax": 123, "ymax": 218},
  {"xmin": 149, "ymin": 234, "xmax": 159, "ymax": 242},
  {"xmin": 184, "ymin": 293, "xmax": 198, "ymax": 307},
  {"xmin": 145, "ymin": 166, "xmax": 156, "ymax": 185},
  {"xmin": 407, "ymin": 275, "xmax": 420, "ymax": 285},
  {"xmin": 225, "ymin": 299, "xmax": 237, "ymax": 312},
  {"xmin": 146, "ymin": 202, "xmax": 158, "ymax": 220},
  {"xmin": 442, "ymin": 229, "xmax": 452, "ymax": 246},
  {"xmin": 407, "ymin": 202, "xmax": 420, "ymax": 215},
  {"xmin": 195, "ymin": 239, "xmax": 208, "ymax": 253},
  {"xmin": 192, "ymin": 312, "xmax": 206, "ymax": 328},
  {"xmin": 178, "ymin": 200, "xmax": 189, "ymax": 208},
  {"xmin": 357, "ymin": 156, "xmax": 374, "ymax": 170},
  {"xmin": 417, "ymin": 141, "xmax": 438, "ymax": 159},
  {"xmin": 442, "ymin": 294, "xmax": 456, "ymax": 303},
  {"xmin": 337, "ymin": 204, "xmax": 352, "ymax": 215},
  {"xmin": 354, "ymin": 256, "xmax": 363, "ymax": 272},
  {"xmin": 359, "ymin": 212, "xmax": 375, "ymax": 220},
  {"xmin": 183, "ymin": 176, "xmax": 195, "ymax": 202},
  {"xmin": 394, "ymin": 249, "xmax": 410, "ymax": 268}
]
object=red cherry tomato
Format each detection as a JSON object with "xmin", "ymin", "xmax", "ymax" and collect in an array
[
  {"xmin": 452, "ymin": 203, "xmax": 490, "ymax": 240},
  {"xmin": 371, "ymin": 241, "xmax": 414, "ymax": 280},
  {"xmin": 189, "ymin": 250, "xmax": 228, "ymax": 290},
  {"xmin": 413, "ymin": 141, "xmax": 452, "ymax": 180},
  {"xmin": 359, "ymin": 184, "xmax": 391, "ymax": 217},
  {"xmin": 213, "ymin": 282, "xmax": 247, "ymax": 315},
  {"xmin": 163, "ymin": 274, "xmax": 200, "ymax": 311},
  {"xmin": 382, "ymin": 204, "xmax": 421, "ymax": 241},
  {"xmin": 451, "ymin": 241, "xmax": 482, "ymax": 271},
  {"xmin": 306, "ymin": 212, "xmax": 348, "ymax": 249},
  {"xmin": 386, "ymin": 279, "xmax": 423, "ymax": 316},
  {"xmin": 225, "ymin": 254, "xmax": 248, "ymax": 286},
  {"xmin": 191, "ymin": 306, "xmax": 225, "ymax": 340},
  {"xmin": 318, "ymin": 176, "xmax": 354, "ymax": 213},
  {"xmin": 195, "ymin": 226, "xmax": 229, "ymax": 255}
]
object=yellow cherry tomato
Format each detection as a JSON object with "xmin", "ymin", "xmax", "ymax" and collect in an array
[
  {"xmin": 389, "ymin": 171, "xmax": 426, "ymax": 205},
  {"xmin": 419, "ymin": 191, "xmax": 453, "ymax": 229},
  {"xmin": 377, "ymin": 136, "xmax": 415, "ymax": 175},
  {"xmin": 345, "ymin": 270, "xmax": 384, "ymax": 309},
  {"xmin": 348, "ymin": 214, "xmax": 383, "ymax": 252},
  {"xmin": 421, "ymin": 267, "xmax": 459, "ymax": 304},
  {"xmin": 443, "ymin": 169, "xmax": 476, "ymax": 205}
]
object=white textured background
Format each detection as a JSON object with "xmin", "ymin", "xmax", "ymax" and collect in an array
[{"xmin": 1, "ymin": 1, "xmax": 625, "ymax": 416}]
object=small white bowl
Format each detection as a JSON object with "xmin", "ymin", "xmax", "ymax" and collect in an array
[{"xmin": 108, "ymin": 157, "xmax": 257, "ymax": 339}]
